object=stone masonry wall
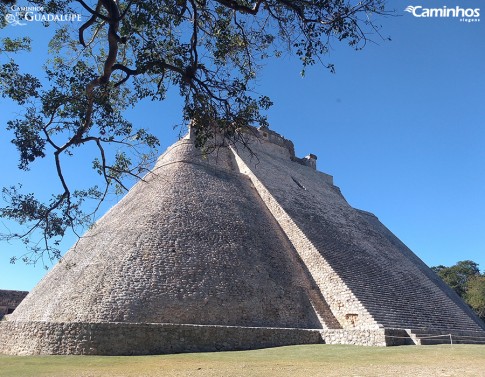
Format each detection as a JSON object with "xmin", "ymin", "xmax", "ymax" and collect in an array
[
  {"xmin": 233, "ymin": 134, "xmax": 485, "ymax": 333},
  {"xmin": 0, "ymin": 321, "xmax": 322, "ymax": 355},
  {"xmin": 0, "ymin": 290, "xmax": 28, "ymax": 319},
  {"xmin": 358, "ymin": 210, "xmax": 485, "ymax": 331},
  {"xmin": 8, "ymin": 140, "xmax": 322, "ymax": 330},
  {"xmin": 231, "ymin": 147, "xmax": 378, "ymax": 330},
  {"xmin": 0, "ymin": 321, "xmax": 412, "ymax": 355},
  {"xmin": 3, "ymin": 128, "xmax": 485, "ymax": 356}
]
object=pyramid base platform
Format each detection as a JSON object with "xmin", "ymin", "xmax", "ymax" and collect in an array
[{"xmin": 1, "ymin": 321, "xmax": 483, "ymax": 355}]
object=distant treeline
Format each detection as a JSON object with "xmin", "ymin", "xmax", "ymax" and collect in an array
[{"xmin": 432, "ymin": 260, "xmax": 485, "ymax": 322}]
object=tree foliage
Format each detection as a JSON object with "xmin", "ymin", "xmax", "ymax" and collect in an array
[
  {"xmin": 1, "ymin": 0, "xmax": 389, "ymax": 263},
  {"xmin": 431, "ymin": 260, "xmax": 480, "ymax": 297},
  {"xmin": 432, "ymin": 260, "xmax": 485, "ymax": 321},
  {"xmin": 465, "ymin": 276, "xmax": 485, "ymax": 320}
]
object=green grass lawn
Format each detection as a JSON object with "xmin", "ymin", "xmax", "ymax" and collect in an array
[{"xmin": 1, "ymin": 344, "xmax": 484, "ymax": 377}]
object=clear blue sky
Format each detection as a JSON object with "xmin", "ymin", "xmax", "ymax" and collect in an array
[{"xmin": 1, "ymin": 0, "xmax": 484, "ymax": 291}]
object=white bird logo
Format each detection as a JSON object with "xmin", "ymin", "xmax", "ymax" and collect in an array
[{"xmin": 404, "ymin": 6, "xmax": 416, "ymax": 14}]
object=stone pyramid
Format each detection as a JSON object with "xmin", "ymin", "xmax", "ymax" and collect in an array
[{"xmin": 1, "ymin": 126, "xmax": 484, "ymax": 355}]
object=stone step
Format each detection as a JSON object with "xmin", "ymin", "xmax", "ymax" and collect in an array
[
  {"xmin": 355, "ymin": 304, "xmax": 484, "ymax": 332},
  {"xmin": 407, "ymin": 329, "xmax": 485, "ymax": 345}
]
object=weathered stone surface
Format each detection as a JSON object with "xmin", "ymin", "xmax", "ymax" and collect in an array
[
  {"xmin": 9, "ymin": 142, "xmax": 322, "ymax": 329},
  {"xmin": 1, "ymin": 126, "xmax": 484, "ymax": 355},
  {"xmin": 234, "ymin": 129, "xmax": 485, "ymax": 333},
  {"xmin": 0, "ymin": 322, "xmax": 323, "ymax": 355},
  {"xmin": 0, "ymin": 321, "xmax": 428, "ymax": 355},
  {"xmin": 0, "ymin": 290, "xmax": 28, "ymax": 319}
]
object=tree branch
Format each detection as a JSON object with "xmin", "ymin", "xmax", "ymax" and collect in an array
[
  {"xmin": 213, "ymin": 0, "xmax": 264, "ymax": 15},
  {"xmin": 76, "ymin": 0, "xmax": 110, "ymax": 21}
]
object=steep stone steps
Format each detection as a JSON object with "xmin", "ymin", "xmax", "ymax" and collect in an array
[
  {"xmin": 352, "ymin": 296, "xmax": 482, "ymax": 331},
  {"xmin": 234, "ymin": 131, "xmax": 485, "ymax": 337},
  {"xmin": 337, "ymin": 274, "xmax": 485, "ymax": 332}
]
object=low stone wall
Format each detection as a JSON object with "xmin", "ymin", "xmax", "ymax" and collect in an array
[
  {"xmin": 320, "ymin": 328, "xmax": 413, "ymax": 346},
  {"xmin": 322, "ymin": 329, "xmax": 386, "ymax": 346},
  {"xmin": 0, "ymin": 321, "xmax": 420, "ymax": 355},
  {"xmin": 0, "ymin": 322, "xmax": 323, "ymax": 355}
]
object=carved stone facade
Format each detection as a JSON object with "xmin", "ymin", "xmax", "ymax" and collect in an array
[
  {"xmin": 1, "ymin": 127, "xmax": 484, "ymax": 355},
  {"xmin": 0, "ymin": 290, "xmax": 28, "ymax": 319}
]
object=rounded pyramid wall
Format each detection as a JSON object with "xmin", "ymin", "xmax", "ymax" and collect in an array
[{"xmin": 8, "ymin": 139, "xmax": 321, "ymax": 329}]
